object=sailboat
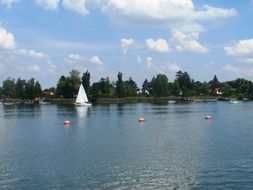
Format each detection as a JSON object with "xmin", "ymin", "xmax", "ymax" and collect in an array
[{"xmin": 74, "ymin": 84, "xmax": 92, "ymax": 106}]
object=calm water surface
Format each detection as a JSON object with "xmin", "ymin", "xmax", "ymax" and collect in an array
[{"xmin": 0, "ymin": 102, "xmax": 253, "ymax": 189}]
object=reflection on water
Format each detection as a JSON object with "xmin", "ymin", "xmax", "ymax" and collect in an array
[
  {"xmin": 3, "ymin": 105, "xmax": 41, "ymax": 119},
  {"xmin": 75, "ymin": 106, "xmax": 89, "ymax": 118}
]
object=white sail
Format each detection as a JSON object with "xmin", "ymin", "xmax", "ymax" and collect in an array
[{"xmin": 75, "ymin": 84, "xmax": 91, "ymax": 106}]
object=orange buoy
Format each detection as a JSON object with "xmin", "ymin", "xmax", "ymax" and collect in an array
[
  {"xmin": 64, "ymin": 120, "xmax": 71, "ymax": 125},
  {"xmin": 138, "ymin": 117, "xmax": 145, "ymax": 122},
  {"xmin": 205, "ymin": 115, "xmax": 212, "ymax": 120}
]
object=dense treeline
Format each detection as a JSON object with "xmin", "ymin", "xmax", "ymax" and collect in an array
[{"xmin": 1, "ymin": 69, "xmax": 253, "ymax": 101}]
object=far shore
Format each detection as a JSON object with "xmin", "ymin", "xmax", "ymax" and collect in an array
[{"xmin": 0, "ymin": 96, "xmax": 240, "ymax": 105}]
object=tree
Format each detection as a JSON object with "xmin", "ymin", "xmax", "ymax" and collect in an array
[
  {"xmin": 175, "ymin": 71, "xmax": 192, "ymax": 96},
  {"xmin": 116, "ymin": 72, "xmax": 126, "ymax": 98},
  {"xmin": 70, "ymin": 70, "xmax": 81, "ymax": 96},
  {"xmin": 2, "ymin": 78, "xmax": 16, "ymax": 98},
  {"xmin": 56, "ymin": 70, "xmax": 81, "ymax": 98},
  {"xmin": 16, "ymin": 78, "xmax": 27, "ymax": 99},
  {"xmin": 142, "ymin": 79, "xmax": 152, "ymax": 95},
  {"xmin": 81, "ymin": 70, "xmax": 90, "ymax": 96},
  {"xmin": 34, "ymin": 81, "xmax": 42, "ymax": 97},
  {"xmin": 209, "ymin": 75, "xmax": 220, "ymax": 91},
  {"xmin": 125, "ymin": 77, "xmax": 138, "ymax": 96},
  {"xmin": 151, "ymin": 74, "xmax": 169, "ymax": 97}
]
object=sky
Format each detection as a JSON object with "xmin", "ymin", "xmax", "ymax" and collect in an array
[{"xmin": 0, "ymin": 0, "xmax": 253, "ymax": 88}]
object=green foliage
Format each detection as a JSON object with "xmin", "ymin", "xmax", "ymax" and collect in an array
[
  {"xmin": 25, "ymin": 78, "xmax": 42, "ymax": 99},
  {"xmin": 142, "ymin": 79, "xmax": 152, "ymax": 95},
  {"xmin": 81, "ymin": 70, "xmax": 90, "ymax": 95},
  {"xmin": 175, "ymin": 71, "xmax": 192, "ymax": 96},
  {"xmin": 56, "ymin": 70, "xmax": 81, "ymax": 98},
  {"xmin": 4, "ymin": 69, "xmax": 253, "ymax": 101},
  {"xmin": 116, "ymin": 72, "xmax": 126, "ymax": 98},
  {"xmin": 2, "ymin": 78, "xmax": 16, "ymax": 98},
  {"xmin": 16, "ymin": 78, "xmax": 27, "ymax": 99},
  {"xmin": 151, "ymin": 74, "xmax": 169, "ymax": 97}
]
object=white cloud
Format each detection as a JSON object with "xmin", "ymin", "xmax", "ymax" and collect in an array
[
  {"xmin": 146, "ymin": 57, "xmax": 153, "ymax": 68},
  {"xmin": 35, "ymin": 0, "xmax": 60, "ymax": 10},
  {"xmin": 168, "ymin": 63, "xmax": 181, "ymax": 72},
  {"xmin": 193, "ymin": 5, "xmax": 237, "ymax": 20},
  {"xmin": 33, "ymin": 0, "xmax": 237, "ymax": 24},
  {"xmin": 223, "ymin": 64, "xmax": 253, "ymax": 78},
  {"xmin": 0, "ymin": 27, "xmax": 16, "ymax": 49},
  {"xmin": 69, "ymin": 54, "xmax": 85, "ymax": 60},
  {"xmin": 171, "ymin": 29, "xmax": 208, "ymax": 53},
  {"xmin": 0, "ymin": 63, "xmax": 6, "ymax": 74},
  {"xmin": 62, "ymin": 0, "xmax": 89, "ymax": 15},
  {"xmin": 146, "ymin": 38, "xmax": 171, "ymax": 53},
  {"xmin": 36, "ymin": 0, "xmax": 60, "ymax": 10},
  {"xmin": 121, "ymin": 38, "xmax": 134, "ymax": 55},
  {"xmin": 90, "ymin": 55, "xmax": 103, "ymax": 65},
  {"xmin": 1, "ymin": 0, "xmax": 20, "ymax": 8},
  {"xmin": 65, "ymin": 53, "xmax": 85, "ymax": 63},
  {"xmin": 99, "ymin": 0, "xmax": 237, "ymax": 23},
  {"xmin": 16, "ymin": 49, "xmax": 49, "ymax": 59},
  {"xmin": 28, "ymin": 64, "xmax": 41, "ymax": 73},
  {"xmin": 137, "ymin": 55, "xmax": 142, "ymax": 63},
  {"xmin": 225, "ymin": 39, "xmax": 253, "ymax": 57}
]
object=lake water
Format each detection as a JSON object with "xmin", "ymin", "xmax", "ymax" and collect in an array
[{"xmin": 0, "ymin": 102, "xmax": 253, "ymax": 189}]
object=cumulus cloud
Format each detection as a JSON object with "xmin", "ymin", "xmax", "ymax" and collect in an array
[
  {"xmin": 35, "ymin": 0, "xmax": 60, "ymax": 10},
  {"xmin": 146, "ymin": 38, "xmax": 171, "ymax": 53},
  {"xmin": 171, "ymin": 29, "xmax": 208, "ymax": 53},
  {"xmin": 99, "ymin": 0, "xmax": 237, "ymax": 23},
  {"xmin": 223, "ymin": 64, "xmax": 253, "ymax": 78},
  {"xmin": 16, "ymin": 49, "xmax": 49, "ymax": 59},
  {"xmin": 33, "ymin": 0, "xmax": 237, "ymax": 24},
  {"xmin": 62, "ymin": 0, "xmax": 89, "ymax": 15},
  {"xmin": 168, "ymin": 63, "xmax": 181, "ymax": 72},
  {"xmin": 121, "ymin": 38, "xmax": 134, "ymax": 55},
  {"xmin": 65, "ymin": 53, "xmax": 85, "ymax": 63},
  {"xmin": 0, "ymin": 27, "xmax": 16, "ymax": 49},
  {"xmin": 146, "ymin": 57, "xmax": 153, "ymax": 68},
  {"xmin": 137, "ymin": 55, "xmax": 142, "ymax": 63},
  {"xmin": 0, "ymin": 63, "xmax": 6, "ymax": 75},
  {"xmin": 1, "ymin": 0, "xmax": 20, "ymax": 8},
  {"xmin": 224, "ymin": 39, "xmax": 253, "ymax": 57},
  {"xmin": 90, "ymin": 55, "xmax": 103, "ymax": 65},
  {"xmin": 28, "ymin": 64, "xmax": 41, "ymax": 73}
]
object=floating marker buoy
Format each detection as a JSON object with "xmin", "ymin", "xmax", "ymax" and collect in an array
[
  {"xmin": 138, "ymin": 117, "xmax": 145, "ymax": 122},
  {"xmin": 64, "ymin": 120, "xmax": 71, "ymax": 125},
  {"xmin": 205, "ymin": 115, "xmax": 212, "ymax": 120}
]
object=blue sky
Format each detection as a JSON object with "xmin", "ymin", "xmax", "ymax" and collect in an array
[{"xmin": 0, "ymin": 0, "xmax": 253, "ymax": 88}]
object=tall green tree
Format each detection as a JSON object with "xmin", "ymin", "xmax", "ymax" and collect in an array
[
  {"xmin": 25, "ymin": 78, "xmax": 36, "ymax": 99},
  {"xmin": 151, "ymin": 74, "xmax": 169, "ymax": 97},
  {"xmin": 16, "ymin": 78, "xmax": 27, "ymax": 99},
  {"xmin": 142, "ymin": 79, "xmax": 152, "ymax": 95},
  {"xmin": 125, "ymin": 77, "xmax": 138, "ymax": 97},
  {"xmin": 70, "ymin": 70, "xmax": 81, "ymax": 96},
  {"xmin": 2, "ymin": 78, "xmax": 16, "ymax": 98},
  {"xmin": 81, "ymin": 70, "xmax": 90, "ymax": 95},
  {"xmin": 209, "ymin": 75, "xmax": 220, "ymax": 91},
  {"xmin": 175, "ymin": 71, "xmax": 192, "ymax": 96},
  {"xmin": 116, "ymin": 72, "xmax": 126, "ymax": 98}
]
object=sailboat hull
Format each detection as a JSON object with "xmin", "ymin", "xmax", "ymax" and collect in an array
[{"xmin": 74, "ymin": 102, "xmax": 92, "ymax": 106}]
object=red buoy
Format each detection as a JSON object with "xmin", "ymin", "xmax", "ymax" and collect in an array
[
  {"xmin": 138, "ymin": 117, "xmax": 145, "ymax": 122},
  {"xmin": 64, "ymin": 120, "xmax": 71, "ymax": 125}
]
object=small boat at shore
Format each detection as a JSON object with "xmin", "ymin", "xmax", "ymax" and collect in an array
[
  {"xmin": 229, "ymin": 99, "xmax": 239, "ymax": 104},
  {"xmin": 168, "ymin": 100, "xmax": 176, "ymax": 104},
  {"xmin": 3, "ymin": 102, "xmax": 15, "ymax": 106}
]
